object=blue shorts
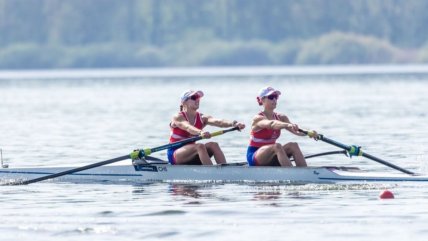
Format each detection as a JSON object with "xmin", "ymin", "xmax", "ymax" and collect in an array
[
  {"xmin": 246, "ymin": 146, "xmax": 259, "ymax": 166},
  {"xmin": 167, "ymin": 146, "xmax": 180, "ymax": 165}
]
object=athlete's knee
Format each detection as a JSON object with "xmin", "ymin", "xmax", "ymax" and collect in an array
[
  {"xmin": 273, "ymin": 143, "xmax": 283, "ymax": 152},
  {"xmin": 205, "ymin": 142, "xmax": 220, "ymax": 150},
  {"xmin": 289, "ymin": 142, "xmax": 300, "ymax": 150},
  {"xmin": 195, "ymin": 143, "xmax": 207, "ymax": 152}
]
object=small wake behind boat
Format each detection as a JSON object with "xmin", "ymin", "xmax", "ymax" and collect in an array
[{"xmin": 2, "ymin": 127, "xmax": 428, "ymax": 185}]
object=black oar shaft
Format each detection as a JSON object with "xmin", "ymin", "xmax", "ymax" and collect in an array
[
  {"xmin": 149, "ymin": 135, "xmax": 202, "ymax": 153},
  {"xmin": 11, "ymin": 126, "xmax": 240, "ymax": 185},
  {"xmin": 17, "ymin": 155, "xmax": 130, "ymax": 185},
  {"xmin": 361, "ymin": 152, "xmax": 414, "ymax": 175},
  {"xmin": 318, "ymin": 136, "xmax": 350, "ymax": 150},
  {"xmin": 303, "ymin": 150, "xmax": 347, "ymax": 159},
  {"xmin": 320, "ymin": 135, "xmax": 414, "ymax": 175},
  {"xmin": 299, "ymin": 129, "xmax": 415, "ymax": 175}
]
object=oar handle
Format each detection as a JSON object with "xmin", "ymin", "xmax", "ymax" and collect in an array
[
  {"xmin": 298, "ymin": 128, "xmax": 320, "ymax": 139},
  {"xmin": 298, "ymin": 128, "xmax": 415, "ymax": 175},
  {"xmin": 211, "ymin": 126, "xmax": 240, "ymax": 137}
]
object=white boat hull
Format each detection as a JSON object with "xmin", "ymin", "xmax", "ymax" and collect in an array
[{"xmin": 2, "ymin": 164, "xmax": 428, "ymax": 184}]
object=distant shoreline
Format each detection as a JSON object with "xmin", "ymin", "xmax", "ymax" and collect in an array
[{"xmin": 1, "ymin": 65, "xmax": 428, "ymax": 80}]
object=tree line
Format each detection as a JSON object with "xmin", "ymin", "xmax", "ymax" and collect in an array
[{"xmin": 1, "ymin": 0, "xmax": 428, "ymax": 69}]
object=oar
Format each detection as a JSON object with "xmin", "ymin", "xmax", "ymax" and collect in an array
[
  {"xmin": 299, "ymin": 129, "xmax": 415, "ymax": 175},
  {"xmin": 222, "ymin": 150, "xmax": 348, "ymax": 166},
  {"xmin": 10, "ymin": 126, "xmax": 240, "ymax": 185},
  {"xmin": 303, "ymin": 150, "xmax": 347, "ymax": 160}
]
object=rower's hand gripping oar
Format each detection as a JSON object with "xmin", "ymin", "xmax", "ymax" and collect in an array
[
  {"xmin": 130, "ymin": 126, "xmax": 240, "ymax": 160},
  {"xmin": 299, "ymin": 129, "xmax": 415, "ymax": 175},
  {"xmin": 9, "ymin": 126, "xmax": 240, "ymax": 185}
]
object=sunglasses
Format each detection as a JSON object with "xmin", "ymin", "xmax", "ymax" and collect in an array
[
  {"xmin": 189, "ymin": 95, "xmax": 200, "ymax": 101},
  {"xmin": 266, "ymin": 94, "xmax": 278, "ymax": 100}
]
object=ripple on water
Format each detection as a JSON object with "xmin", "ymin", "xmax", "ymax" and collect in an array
[
  {"xmin": 54, "ymin": 226, "xmax": 118, "ymax": 236},
  {"xmin": 97, "ymin": 210, "xmax": 114, "ymax": 216},
  {"xmin": 143, "ymin": 210, "xmax": 187, "ymax": 216}
]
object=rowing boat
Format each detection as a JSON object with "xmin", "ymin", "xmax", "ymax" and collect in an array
[
  {"xmin": 2, "ymin": 128, "xmax": 427, "ymax": 185},
  {"xmin": 2, "ymin": 161, "xmax": 428, "ymax": 184}
]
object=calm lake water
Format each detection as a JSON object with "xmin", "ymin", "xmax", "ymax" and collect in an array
[{"xmin": 1, "ymin": 66, "xmax": 428, "ymax": 240}]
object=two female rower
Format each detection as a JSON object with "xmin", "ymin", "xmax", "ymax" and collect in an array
[
  {"xmin": 247, "ymin": 86, "xmax": 318, "ymax": 167},
  {"xmin": 168, "ymin": 90, "xmax": 245, "ymax": 165}
]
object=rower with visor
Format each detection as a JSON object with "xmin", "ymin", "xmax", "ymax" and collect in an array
[
  {"xmin": 168, "ymin": 90, "xmax": 245, "ymax": 165},
  {"xmin": 247, "ymin": 86, "xmax": 318, "ymax": 167}
]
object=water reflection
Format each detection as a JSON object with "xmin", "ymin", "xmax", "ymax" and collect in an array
[
  {"xmin": 131, "ymin": 183, "xmax": 157, "ymax": 195},
  {"xmin": 169, "ymin": 184, "xmax": 202, "ymax": 198},
  {"xmin": 129, "ymin": 182, "xmax": 390, "ymax": 206},
  {"xmin": 252, "ymin": 189, "xmax": 281, "ymax": 201}
]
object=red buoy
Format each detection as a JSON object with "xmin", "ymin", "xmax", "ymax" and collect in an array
[{"xmin": 379, "ymin": 190, "xmax": 395, "ymax": 199}]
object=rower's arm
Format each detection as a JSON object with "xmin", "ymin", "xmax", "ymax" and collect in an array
[
  {"xmin": 172, "ymin": 115, "xmax": 202, "ymax": 136},
  {"xmin": 279, "ymin": 115, "xmax": 305, "ymax": 136},
  {"xmin": 205, "ymin": 115, "xmax": 237, "ymax": 128},
  {"xmin": 252, "ymin": 115, "xmax": 291, "ymax": 131}
]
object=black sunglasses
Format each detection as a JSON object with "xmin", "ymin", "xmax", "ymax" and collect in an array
[
  {"xmin": 266, "ymin": 94, "xmax": 278, "ymax": 100},
  {"xmin": 189, "ymin": 95, "xmax": 200, "ymax": 101}
]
